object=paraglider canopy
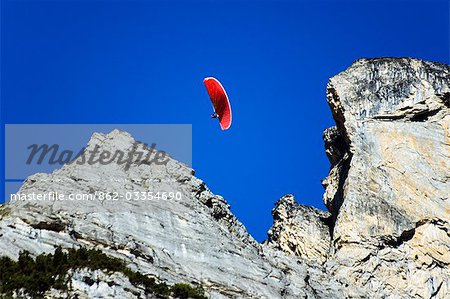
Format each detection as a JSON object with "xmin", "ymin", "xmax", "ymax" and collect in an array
[{"xmin": 203, "ymin": 77, "xmax": 232, "ymax": 130}]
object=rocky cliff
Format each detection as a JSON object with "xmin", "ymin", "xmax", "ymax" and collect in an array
[
  {"xmin": 1, "ymin": 58, "xmax": 449, "ymax": 298},
  {"xmin": 325, "ymin": 58, "xmax": 449, "ymax": 298},
  {"xmin": 271, "ymin": 58, "xmax": 449, "ymax": 298}
]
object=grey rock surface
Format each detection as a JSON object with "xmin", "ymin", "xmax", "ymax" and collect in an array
[
  {"xmin": 323, "ymin": 58, "xmax": 450, "ymax": 298},
  {"xmin": 265, "ymin": 58, "xmax": 449, "ymax": 299},
  {"xmin": 266, "ymin": 195, "xmax": 331, "ymax": 264},
  {"xmin": 0, "ymin": 130, "xmax": 352, "ymax": 298}
]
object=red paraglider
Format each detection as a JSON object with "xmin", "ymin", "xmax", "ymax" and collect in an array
[{"xmin": 203, "ymin": 77, "xmax": 232, "ymax": 130}]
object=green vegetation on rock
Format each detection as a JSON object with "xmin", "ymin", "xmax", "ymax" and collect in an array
[
  {"xmin": 0, "ymin": 206, "xmax": 10, "ymax": 219},
  {"xmin": 0, "ymin": 247, "xmax": 206, "ymax": 299}
]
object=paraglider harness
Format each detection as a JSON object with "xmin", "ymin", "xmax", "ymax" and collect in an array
[{"xmin": 211, "ymin": 112, "xmax": 219, "ymax": 119}]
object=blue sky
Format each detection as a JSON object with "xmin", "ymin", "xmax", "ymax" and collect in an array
[{"xmin": 1, "ymin": 0, "xmax": 449, "ymax": 241}]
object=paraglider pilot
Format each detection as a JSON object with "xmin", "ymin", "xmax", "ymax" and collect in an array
[{"xmin": 211, "ymin": 112, "xmax": 219, "ymax": 118}]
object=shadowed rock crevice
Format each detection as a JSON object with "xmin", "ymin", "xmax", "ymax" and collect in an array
[
  {"xmin": 322, "ymin": 126, "xmax": 347, "ymax": 166},
  {"xmin": 321, "ymin": 126, "xmax": 352, "ymax": 228},
  {"xmin": 29, "ymin": 221, "xmax": 66, "ymax": 233},
  {"xmin": 383, "ymin": 227, "xmax": 416, "ymax": 248},
  {"xmin": 408, "ymin": 108, "xmax": 441, "ymax": 122},
  {"xmin": 326, "ymin": 85, "xmax": 351, "ymax": 147}
]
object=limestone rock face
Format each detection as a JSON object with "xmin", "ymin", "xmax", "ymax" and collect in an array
[
  {"xmin": 266, "ymin": 195, "xmax": 331, "ymax": 264},
  {"xmin": 265, "ymin": 58, "xmax": 449, "ymax": 298},
  {"xmin": 324, "ymin": 58, "xmax": 450, "ymax": 298},
  {"xmin": 0, "ymin": 130, "xmax": 353, "ymax": 298}
]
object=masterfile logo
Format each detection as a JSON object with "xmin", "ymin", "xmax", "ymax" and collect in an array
[{"xmin": 4, "ymin": 124, "xmax": 192, "ymax": 201}]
